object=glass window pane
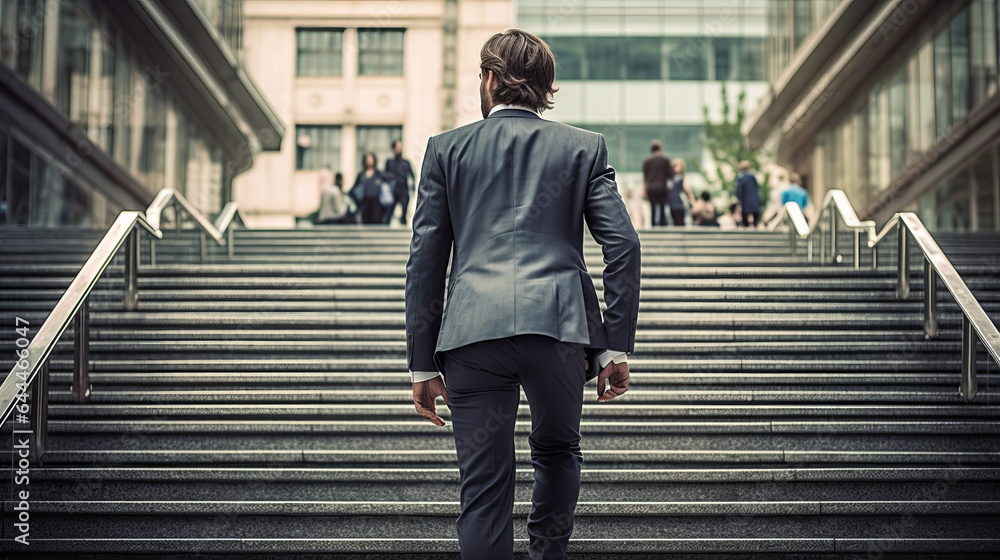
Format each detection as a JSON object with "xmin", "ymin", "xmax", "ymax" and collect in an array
[
  {"xmin": 666, "ymin": 38, "xmax": 707, "ymax": 80},
  {"xmin": 627, "ymin": 38, "xmax": 660, "ymax": 80},
  {"xmin": 793, "ymin": 0, "xmax": 812, "ymax": 50},
  {"xmin": 8, "ymin": 139, "xmax": 30, "ymax": 225},
  {"xmin": 951, "ymin": 8, "xmax": 971, "ymax": 123},
  {"xmin": 2, "ymin": 0, "xmax": 45, "ymax": 89},
  {"xmin": 57, "ymin": 4, "xmax": 92, "ymax": 131},
  {"xmin": 138, "ymin": 78, "xmax": 167, "ymax": 191},
  {"xmin": 296, "ymin": 125, "xmax": 341, "ymax": 171},
  {"xmin": 546, "ymin": 37, "xmax": 584, "ymax": 80},
  {"xmin": 736, "ymin": 38, "xmax": 765, "ymax": 81},
  {"xmin": 934, "ymin": 26, "xmax": 952, "ymax": 138},
  {"xmin": 714, "ymin": 37, "xmax": 732, "ymax": 81},
  {"xmin": 358, "ymin": 28, "xmax": 405, "ymax": 76},
  {"xmin": 586, "ymin": 37, "xmax": 625, "ymax": 80},
  {"xmin": 297, "ymin": 28, "xmax": 343, "ymax": 76},
  {"xmin": 973, "ymin": 149, "xmax": 996, "ymax": 230},
  {"xmin": 888, "ymin": 67, "xmax": 908, "ymax": 177}
]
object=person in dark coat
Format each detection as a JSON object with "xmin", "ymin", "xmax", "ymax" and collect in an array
[
  {"xmin": 351, "ymin": 152, "xmax": 386, "ymax": 225},
  {"xmin": 734, "ymin": 160, "xmax": 761, "ymax": 227},
  {"xmin": 383, "ymin": 140, "xmax": 416, "ymax": 225},
  {"xmin": 642, "ymin": 140, "xmax": 672, "ymax": 227}
]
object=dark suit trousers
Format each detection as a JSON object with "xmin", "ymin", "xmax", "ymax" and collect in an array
[{"xmin": 442, "ymin": 334, "xmax": 587, "ymax": 560}]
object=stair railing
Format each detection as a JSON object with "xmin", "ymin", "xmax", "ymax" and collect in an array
[
  {"xmin": 0, "ymin": 190, "xmax": 249, "ymax": 461},
  {"xmin": 770, "ymin": 189, "xmax": 1000, "ymax": 402},
  {"xmin": 146, "ymin": 188, "xmax": 248, "ymax": 263}
]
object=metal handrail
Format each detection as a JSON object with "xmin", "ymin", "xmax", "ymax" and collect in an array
[
  {"xmin": 0, "ymin": 190, "xmax": 250, "ymax": 459},
  {"xmin": 771, "ymin": 188, "xmax": 1000, "ymax": 402},
  {"xmin": 0, "ymin": 213, "xmax": 161, "ymax": 456},
  {"xmin": 768, "ymin": 189, "xmax": 878, "ymax": 267}
]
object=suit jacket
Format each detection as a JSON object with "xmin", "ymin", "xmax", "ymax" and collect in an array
[{"xmin": 404, "ymin": 108, "xmax": 641, "ymax": 376}]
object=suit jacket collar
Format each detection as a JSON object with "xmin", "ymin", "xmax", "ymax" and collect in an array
[{"xmin": 487, "ymin": 108, "xmax": 542, "ymax": 119}]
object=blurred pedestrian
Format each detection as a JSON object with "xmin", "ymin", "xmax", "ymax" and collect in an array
[
  {"xmin": 735, "ymin": 160, "xmax": 761, "ymax": 228},
  {"xmin": 666, "ymin": 158, "xmax": 696, "ymax": 226},
  {"xmin": 351, "ymin": 152, "xmax": 388, "ymax": 224},
  {"xmin": 717, "ymin": 202, "xmax": 740, "ymax": 230},
  {"xmin": 642, "ymin": 140, "xmax": 673, "ymax": 227},
  {"xmin": 315, "ymin": 166, "xmax": 354, "ymax": 225},
  {"xmin": 691, "ymin": 191, "xmax": 718, "ymax": 226},
  {"xmin": 384, "ymin": 139, "xmax": 415, "ymax": 225},
  {"xmin": 781, "ymin": 172, "xmax": 808, "ymax": 211}
]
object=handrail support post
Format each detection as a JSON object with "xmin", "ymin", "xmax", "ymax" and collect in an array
[
  {"xmin": 200, "ymin": 231, "xmax": 207, "ymax": 263},
  {"xmin": 960, "ymin": 316, "xmax": 978, "ymax": 402},
  {"xmin": 73, "ymin": 299, "xmax": 92, "ymax": 403},
  {"xmin": 897, "ymin": 222, "xmax": 909, "ymax": 299},
  {"xmin": 830, "ymin": 209, "xmax": 838, "ymax": 263},
  {"xmin": 125, "ymin": 229, "xmax": 139, "ymax": 310},
  {"xmin": 28, "ymin": 360, "xmax": 49, "ymax": 463},
  {"xmin": 923, "ymin": 258, "xmax": 938, "ymax": 339},
  {"xmin": 854, "ymin": 230, "xmax": 860, "ymax": 270}
]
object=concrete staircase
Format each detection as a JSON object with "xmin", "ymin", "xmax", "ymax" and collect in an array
[{"xmin": 1, "ymin": 226, "xmax": 999, "ymax": 558}]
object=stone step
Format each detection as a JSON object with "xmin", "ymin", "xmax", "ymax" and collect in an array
[
  {"xmin": 13, "ymin": 449, "xmax": 1000, "ymax": 466},
  {"xmin": 46, "ymin": 370, "xmax": 997, "ymax": 386},
  {"xmin": 39, "ymin": 419, "xmax": 1000, "ymax": 435},
  {"xmin": 15, "ymin": 473, "xmax": 999, "ymax": 504},
  {"xmin": 13, "ymin": 465, "xmax": 1000, "ymax": 483},
  {"xmin": 42, "ymin": 357, "xmax": 998, "ymax": 373},
  {"xmin": 44, "ymin": 388, "xmax": 997, "ymax": 404},
  {"xmin": 3, "ymin": 536, "xmax": 999, "ymax": 556},
  {"xmin": 40, "ymin": 432, "xmax": 1000, "ymax": 454},
  {"xmin": 45, "ymin": 402, "xmax": 1000, "ymax": 419}
]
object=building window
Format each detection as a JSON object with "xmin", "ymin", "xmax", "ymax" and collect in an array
[
  {"xmin": 296, "ymin": 28, "xmax": 344, "ymax": 76},
  {"xmin": 569, "ymin": 124, "xmax": 703, "ymax": 175},
  {"xmin": 586, "ymin": 37, "xmax": 626, "ymax": 80},
  {"xmin": 970, "ymin": 0, "xmax": 999, "ymax": 106},
  {"xmin": 543, "ymin": 36, "xmax": 762, "ymax": 81},
  {"xmin": 950, "ymin": 8, "xmax": 971, "ymax": 125},
  {"xmin": 547, "ymin": 37, "xmax": 584, "ymax": 80},
  {"xmin": 1, "ymin": 0, "xmax": 46, "ymax": 89},
  {"xmin": 358, "ymin": 28, "xmax": 405, "ymax": 76},
  {"xmin": 356, "ymin": 126, "xmax": 402, "ymax": 172},
  {"xmin": 296, "ymin": 125, "xmax": 341, "ymax": 171},
  {"xmin": 137, "ymin": 73, "xmax": 167, "ymax": 191},
  {"xmin": 933, "ymin": 26, "xmax": 953, "ymax": 138},
  {"xmin": 56, "ymin": 3, "xmax": 94, "ymax": 132}
]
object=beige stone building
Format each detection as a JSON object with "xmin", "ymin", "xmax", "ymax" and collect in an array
[{"xmin": 234, "ymin": 0, "xmax": 512, "ymax": 226}]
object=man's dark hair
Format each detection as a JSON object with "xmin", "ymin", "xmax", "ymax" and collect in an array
[
  {"xmin": 650, "ymin": 140, "xmax": 662, "ymax": 153},
  {"xmin": 392, "ymin": 139, "xmax": 402, "ymax": 150},
  {"xmin": 480, "ymin": 29, "xmax": 558, "ymax": 112},
  {"xmin": 701, "ymin": 191, "xmax": 711, "ymax": 202},
  {"xmin": 363, "ymin": 152, "xmax": 377, "ymax": 169}
]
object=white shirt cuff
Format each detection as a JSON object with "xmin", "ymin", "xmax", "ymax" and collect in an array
[
  {"xmin": 597, "ymin": 350, "xmax": 628, "ymax": 369},
  {"xmin": 411, "ymin": 371, "xmax": 442, "ymax": 383}
]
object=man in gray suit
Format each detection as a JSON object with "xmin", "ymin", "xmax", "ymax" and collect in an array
[{"xmin": 405, "ymin": 29, "xmax": 641, "ymax": 560}]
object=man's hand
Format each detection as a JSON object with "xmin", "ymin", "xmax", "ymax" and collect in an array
[
  {"xmin": 596, "ymin": 361, "xmax": 630, "ymax": 402},
  {"xmin": 413, "ymin": 376, "xmax": 450, "ymax": 426}
]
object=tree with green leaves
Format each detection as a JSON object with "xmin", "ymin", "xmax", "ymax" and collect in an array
[{"xmin": 697, "ymin": 83, "xmax": 770, "ymax": 209}]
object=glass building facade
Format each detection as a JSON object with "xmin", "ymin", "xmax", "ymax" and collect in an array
[
  {"xmin": 750, "ymin": 0, "xmax": 1000, "ymax": 232},
  {"xmin": 814, "ymin": 0, "xmax": 999, "ymax": 231},
  {"xmin": 517, "ymin": 0, "xmax": 768, "ymax": 189},
  {"xmin": 0, "ymin": 0, "xmax": 279, "ymax": 228}
]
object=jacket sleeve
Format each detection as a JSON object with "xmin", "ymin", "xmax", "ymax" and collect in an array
[
  {"xmin": 404, "ymin": 136, "xmax": 454, "ymax": 372},
  {"xmin": 583, "ymin": 134, "xmax": 641, "ymax": 353}
]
